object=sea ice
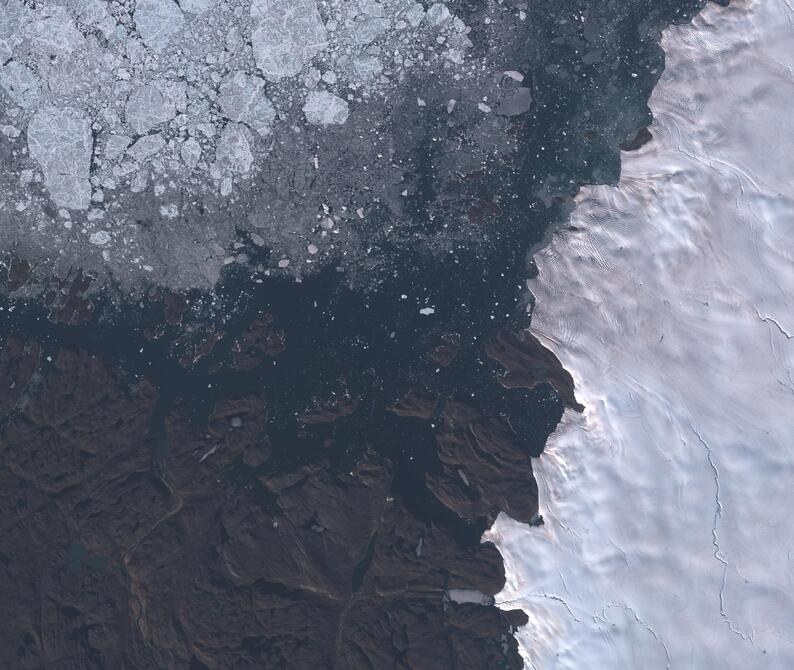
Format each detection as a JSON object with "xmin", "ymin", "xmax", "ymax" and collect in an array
[
  {"xmin": 302, "ymin": 90, "xmax": 349, "ymax": 126},
  {"xmin": 134, "ymin": 0, "xmax": 185, "ymax": 52},
  {"xmin": 250, "ymin": 0, "xmax": 327, "ymax": 81},
  {"xmin": 27, "ymin": 107, "xmax": 93, "ymax": 210},
  {"xmin": 215, "ymin": 123, "xmax": 254, "ymax": 174},
  {"xmin": 218, "ymin": 72, "xmax": 277, "ymax": 136},
  {"xmin": 125, "ymin": 83, "xmax": 176, "ymax": 135}
]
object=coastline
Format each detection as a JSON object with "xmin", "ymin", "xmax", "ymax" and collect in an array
[{"xmin": 487, "ymin": 1, "xmax": 794, "ymax": 667}]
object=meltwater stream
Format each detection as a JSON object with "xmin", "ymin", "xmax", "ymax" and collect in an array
[{"xmin": 488, "ymin": 1, "xmax": 794, "ymax": 667}]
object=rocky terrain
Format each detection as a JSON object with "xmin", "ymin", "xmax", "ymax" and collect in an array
[
  {"xmin": 0, "ymin": 0, "xmax": 711, "ymax": 668},
  {"xmin": 0, "ymin": 307, "xmax": 580, "ymax": 668}
]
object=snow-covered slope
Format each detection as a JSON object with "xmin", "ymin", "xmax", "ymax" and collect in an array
[{"xmin": 486, "ymin": 1, "xmax": 794, "ymax": 667}]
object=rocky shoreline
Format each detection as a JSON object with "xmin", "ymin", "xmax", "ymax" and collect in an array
[{"xmin": 0, "ymin": 0, "xmax": 711, "ymax": 667}]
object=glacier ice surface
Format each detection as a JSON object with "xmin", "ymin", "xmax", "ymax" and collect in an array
[{"xmin": 486, "ymin": 1, "xmax": 794, "ymax": 668}]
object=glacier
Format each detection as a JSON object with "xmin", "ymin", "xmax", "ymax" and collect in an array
[{"xmin": 486, "ymin": 1, "xmax": 794, "ymax": 667}]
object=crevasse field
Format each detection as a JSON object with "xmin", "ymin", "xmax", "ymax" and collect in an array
[{"xmin": 486, "ymin": 1, "xmax": 794, "ymax": 667}]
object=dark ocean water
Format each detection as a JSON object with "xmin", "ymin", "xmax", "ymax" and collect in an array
[
  {"xmin": 0, "ymin": 236, "xmax": 562, "ymax": 541},
  {"xmin": 0, "ymin": 2, "xmax": 709, "ymax": 666},
  {"xmin": 0, "ymin": 0, "xmax": 707, "ymax": 553}
]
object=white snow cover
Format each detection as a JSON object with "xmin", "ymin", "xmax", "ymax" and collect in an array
[{"xmin": 485, "ymin": 1, "xmax": 794, "ymax": 668}]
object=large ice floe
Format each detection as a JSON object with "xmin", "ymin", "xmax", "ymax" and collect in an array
[{"xmin": 486, "ymin": 1, "xmax": 794, "ymax": 667}]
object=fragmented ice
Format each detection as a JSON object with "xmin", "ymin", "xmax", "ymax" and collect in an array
[
  {"xmin": 0, "ymin": 0, "xmax": 475, "ymax": 214},
  {"xmin": 105, "ymin": 135, "xmax": 132, "ymax": 160},
  {"xmin": 181, "ymin": 138, "xmax": 202, "ymax": 168},
  {"xmin": 250, "ymin": 0, "xmax": 328, "ymax": 80},
  {"xmin": 27, "ymin": 107, "xmax": 92, "ymax": 210},
  {"xmin": 303, "ymin": 90, "xmax": 350, "ymax": 126},
  {"xmin": 0, "ymin": 0, "xmax": 30, "ymax": 47},
  {"xmin": 0, "ymin": 0, "xmax": 515, "ymax": 288},
  {"xmin": 127, "ymin": 134, "xmax": 167, "ymax": 163},
  {"xmin": 0, "ymin": 62, "xmax": 41, "ymax": 108},
  {"xmin": 215, "ymin": 124, "xmax": 254, "ymax": 175},
  {"xmin": 30, "ymin": 6, "xmax": 85, "ymax": 57},
  {"xmin": 125, "ymin": 84, "xmax": 177, "ymax": 135},
  {"xmin": 218, "ymin": 72, "xmax": 277, "ymax": 136},
  {"xmin": 134, "ymin": 0, "xmax": 185, "ymax": 52},
  {"xmin": 180, "ymin": 0, "xmax": 216, "ymax": 14}
]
